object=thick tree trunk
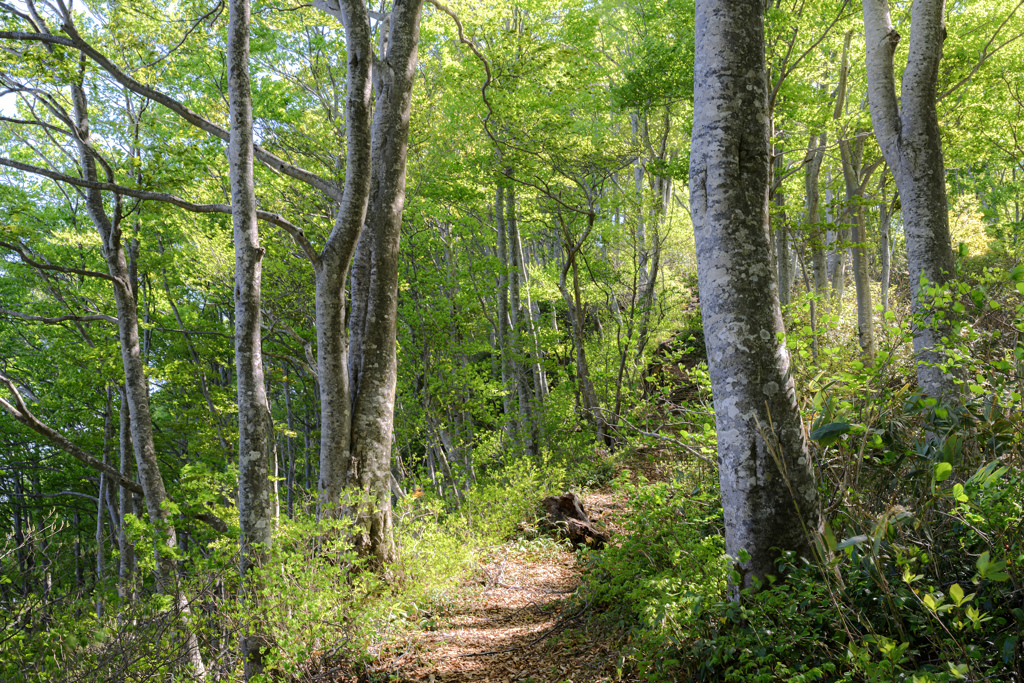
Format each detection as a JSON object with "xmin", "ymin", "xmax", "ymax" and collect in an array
[
  {"xmin": 690, "ymin": 0, "xmax": 821, "ymax": 590},
  {"xmin": 863, "ymin": 0, "xmax": 958, "ymax": 399},
  {"xmin": 315, "ymin": 0, "xmax": 373, "ymax": 516},
  {"xmin": 226, "ymin": 0, "xmax": 274, "ymax": 674},
  {"xmin": 317, "ymin": 265, "xmax": 355, "ymax": 510},
  {"xmin": 347, "ymin": 0, "xmax": 424, "ymax": 565}
]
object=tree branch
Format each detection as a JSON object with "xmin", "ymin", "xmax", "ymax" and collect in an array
[
  {"xmin": 0, "ymin": 26, "xmax": 342, "ymax": 201},
  {"xmin": 0, "ymin": 309, "xmax": 117, "ymax": 324},
  {"xmin": 937, "ymin": 0, "xmax": 1024, "ymax": 102},
  {"xmin": 0, "ymin": 372, "xmax": 145, "ymax": 496},
  {"xmin": 0, "ymin": 240, "xmax": 117, "ymax": 283},
  {"xmin": 0, "ymin": 373, "xmax": 231, "ymax": 533},
  {"xmin": 0, "ymin": 156, "xmax": 318, "ymax": 258}
]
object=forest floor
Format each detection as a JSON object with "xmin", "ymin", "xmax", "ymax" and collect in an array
[
  {"xmin": 343, "ymin": 456, "xmax": 675, "ymax": 683},
  {"xmin": 371, "ymin": 488, "xmax": 625, "ymax": 682}
]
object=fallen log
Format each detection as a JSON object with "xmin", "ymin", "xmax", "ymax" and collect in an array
[{"xmin": 540, "ymin": 493, "xmax": 609, "ymax": 549}]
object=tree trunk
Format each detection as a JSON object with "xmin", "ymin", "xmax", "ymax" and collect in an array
[
  {"xmin": 506, "ymin": 179, "xmax": 538, "ymax": 455},
  {"xmin": 226, "ymin": 0, "xmax": 274, "ymax": 674},
  {"xmin": 13, "ymin": 475, "xmax": 28, "ymax": 597},
  {"xmin": 863, "ymin": 0, "xmax": 958, "ymax": 399},
  {"xmin": 879, "ymin": 178, "xmax": 893, "ymax": 313},
  {"xmin": 849, "ymin": 204, "xmax": 876, "ymax": 358},
  {"xmin": 835, "ymin": 30, "xmax": 876, "ymax": 360},
  {"xmin": 283, "ymin": 371, "xmax": 296, "ymax": 518},
  {"xmin": 557, "ymin": 214, "xmax": 605, "ymax": 442},
  {"xmin": 347, "ymin": 0, "xmax": 425, "ymax": 565},
  {"xmin": 313, "ymin": 0, "xmax": 372, "ymax": 517},
  {"xmin": 494, "ymin": 184, "xmax": 515, "ymax": 433},
  {"xmin": 806, "ymin": 134, "xmax": 828, "ymax": 299},
  {"xmin": 690, "ymin": 0, "xmax": 821, "ymax": 590},
  {"xmin": 118, "ymin": 386, "xmax": 135, "ymax": 604},
  {"xmin": 97, "ymin": 387, "xmax": 114, "ymax": 620},
  {"xmin": 69, "ymin": 77, "xmax": 205, "ymax": 678},
  {"xmin": 773, "ymin": 143, "xmax": 790, "ymax": 307}
]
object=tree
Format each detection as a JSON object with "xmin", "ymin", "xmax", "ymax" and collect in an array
[
  {"xmin": 862, "ymin": 0, "xmax": 957, "ymax": 398},
  {"xmin": 834, "ymin": 29, "xmax": 881, "ymax": 360},
  {"xmin": 225, "ymin": 0, "xmax": 274, "ymax": 674},
  {"xmin": 689, "ymin": 0, "xmax": 821, "ymax": 588},
  {"xmin": 0, "ymin": 50, "xmax": 208, "ymax": 683},
  {"xmin": 0, "ymin": 0, "xmax": 427, "ymax": 564}
]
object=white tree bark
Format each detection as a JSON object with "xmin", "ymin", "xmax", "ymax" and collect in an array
[
  {"xmin": 67, "ymin": 76, "xmax": 207, "ymax": 680},
  {"xmin": 226, "ymin": 0, "xmax": 274, "ymax": 674},
  {"xmin": 863, "ymin": 0, "xmax": 958, "ymax": 399},
  {"xmin": 690, "ymin": 0, "xmax": 821, "ymax": 589},
  {"xmin": 347, "ymin": 0, "xmax": 424, "ymax": 565}
]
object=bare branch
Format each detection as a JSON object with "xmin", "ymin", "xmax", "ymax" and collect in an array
[
  {"xmin": 0, "ymin": 372, "xmax": 145, "ymax": 496},
  {"xmin": 0, "ymin": 308, "xmax": 118, "ymax": 324},
  {"xmin": 0, "ymin": 156, "xmax": 317, "ymax": 255},
  {"xmin": 0, "ymin": 239, "xmax": 118, "ymax": 283}
]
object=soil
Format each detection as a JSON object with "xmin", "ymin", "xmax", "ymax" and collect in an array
[{"xmin": 364, "ymin": 489, "xmax": 635, "ymax": 683}]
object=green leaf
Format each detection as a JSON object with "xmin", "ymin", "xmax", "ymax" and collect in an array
[
  {"xmin": 822, "ymin": 522, "xmax": 837, "ymax": 552},
  {"xmin": 810, "ymin": 422, "xmax": 851, "ymax": 446},
  {"xmin": 836, "ymin": 535, "xmax": 869, "ymax": 551},
  {"xmin": 976, "ymin": 551, "xmax": 991, "ymax": 572},
  {"xmin": 948, "ymin": 662, "xmax": 969, "ymax": 679},
  {"xmin": 953, "ymin": 483, "xmax": 968, "ymax": 502},
  {"xmin": 935, "ymin": 462, "xmax": 953, "ymax": 482}
]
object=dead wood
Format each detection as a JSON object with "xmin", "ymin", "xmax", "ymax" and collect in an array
[{"xmin": 539, "ymin": 493, "xmax": 609, "ymax": 549}]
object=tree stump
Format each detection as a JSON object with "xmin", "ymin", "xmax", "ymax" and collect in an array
[{"xmin": 540, "ymin": 493, "xmax": 609, "ymax": 549}]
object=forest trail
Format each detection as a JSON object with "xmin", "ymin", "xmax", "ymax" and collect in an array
[{"xmin": 363, "ymin": 489, "xmax": 633, "ymax": 683}]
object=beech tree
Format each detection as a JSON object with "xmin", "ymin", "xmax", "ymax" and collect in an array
[
  {"xmin": 690, "ymin": 0, "xmax": 821, "ymax": 588},
  {"xmin": 224, "ymin": 0, "xmax": 274, "ymax": 674},
  {"xmin": 862, "ymin": 0, "xmax": 958, "ymax": 398},
  {"xmin": 0, "ymin": 0, "xmax": 427, "ymax": 564},
  {"xmin": 0, "ymin": 30, "xmax": 208, "ymax": 683}
]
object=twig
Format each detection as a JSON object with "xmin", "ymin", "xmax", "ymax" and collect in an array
[{"xmin": 612, "ymin": 413, "xmax": 717, "ymax": 467}]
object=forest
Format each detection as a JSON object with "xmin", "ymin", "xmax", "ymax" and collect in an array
[{"xmin": 0, "ymin": 0, "xmax": 1022, "ymax": 679}]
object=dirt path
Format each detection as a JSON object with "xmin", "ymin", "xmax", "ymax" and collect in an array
[{"xmin": 369, "ymin": 491, "xmax": 631, "ymax": 683}]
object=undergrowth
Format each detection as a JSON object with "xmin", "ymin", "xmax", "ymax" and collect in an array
[
  {"xmin": 0, "ymin": 453, "xmax": 566, "ymax": 682},
  {"xmin": 576, "ymin": 259, "xmax": 1024, "ymax": 682}
]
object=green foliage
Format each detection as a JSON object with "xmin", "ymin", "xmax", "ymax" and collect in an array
[
  {"xmin": 578, "ymin": 469, "xmax": 726, "ymax": 681},
  {"xmin": 3, "ymin": 0, "xmax": 1024, "ymax": 678}
]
